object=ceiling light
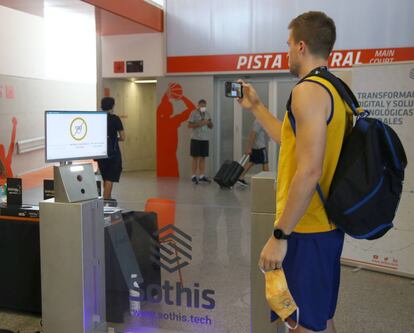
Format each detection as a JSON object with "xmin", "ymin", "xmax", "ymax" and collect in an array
[{"xmin": 134, "ymin": 80, "xmax": 157, "ymax": 84}]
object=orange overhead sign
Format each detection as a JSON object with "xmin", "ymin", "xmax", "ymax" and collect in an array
[{"xmin": 167, "ymin": 47, "xmax": 414, "ymax": 73}]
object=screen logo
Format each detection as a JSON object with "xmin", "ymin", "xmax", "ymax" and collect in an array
[{"xmin": 70, "ymin": 117, "xmax": 88, "ymax": 141}]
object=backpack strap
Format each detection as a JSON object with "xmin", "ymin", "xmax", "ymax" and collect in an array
[
  {"xmin": 311, "ymin": 69, "xmax": 364, "ymax": 116},
  {"xmin": 285, "ymin": 67, "xmax": 348, "ymax": 205},
  {"xmin": 286, "ymin": 66, "xmax": 365, "ymax": 116}
]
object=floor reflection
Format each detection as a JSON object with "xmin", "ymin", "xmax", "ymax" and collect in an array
[{"xmin": 106, "ymin": 172, "xmax": 252, "ymax": 333}]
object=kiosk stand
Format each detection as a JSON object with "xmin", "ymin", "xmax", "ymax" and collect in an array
[
  {"xmin": 251, "ymin": 172, "xmax": 286, "ymax": 333},
  {"xmin": 40, "ymin": 164, "xmax": 106, "ymax": 333}
]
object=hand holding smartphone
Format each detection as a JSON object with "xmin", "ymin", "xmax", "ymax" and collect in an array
[
  {"xmin": 230, "ymin": 80, "xmax": 263, "ymax": 111},
  {"xmin": 225, "ymin": 81, "xmax": 243, "ymax": 98}
]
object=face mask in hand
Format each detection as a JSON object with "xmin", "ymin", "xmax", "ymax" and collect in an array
[{"xmin": 261, "ymin": 268, "xmax": 299, "ymax": 330}]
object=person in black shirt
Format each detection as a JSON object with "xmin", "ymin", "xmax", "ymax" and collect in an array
[{"xmin": 97, "ymin": 97, "xmax": 125, "ymax": 199}]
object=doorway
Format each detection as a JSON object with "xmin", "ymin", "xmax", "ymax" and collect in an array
[{"xmin": 101, "ymin": 78, "xmax": 157, "ymax": 172}]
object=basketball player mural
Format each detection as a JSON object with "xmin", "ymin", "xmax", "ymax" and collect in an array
[
  {"xmin": 0, "ymin": 117, "xmax": 17, "ymax": 185},
  {"xmin": 157, "ymin": 83, "xmax": 196, "ymax": 177}
]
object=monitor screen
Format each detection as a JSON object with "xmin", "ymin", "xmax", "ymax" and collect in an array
[{"xmin": 45, "ymin": 111, "xmax": 108, "ymax": 163}]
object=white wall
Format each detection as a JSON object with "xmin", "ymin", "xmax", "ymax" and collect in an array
[
  {"xmin": 43, "ymin": 4, "xmax": 97, "ymax": 83},
  {"xmin": 0, "ymin": 3, "xmax": 97, "ymax": 176},
  {"xmin": 101, "ymin": 33, "xmax": 164, "ymax": 78},
  {"xmin": 0, "ymin": 4, "xmax": 97, "ymax": 82},
  {"xmin": 166, "ymin": 0, "xmax": 414, "ymax": 56},
  {"xmin": 0, "ymin": 6, "xmax": 44, "ymax": 79}
]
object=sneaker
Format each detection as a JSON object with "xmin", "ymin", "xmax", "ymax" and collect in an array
[
  {"xmin": 199, "ymin": 176, "xmax": 211, "ymax": 183},
  {"xmin": 237, "ymin": 179, "xmax": 249, "ymax": 187},
  {"xmin": 191, "ymin": 176, "xmax": 199, "ymax": 184}
]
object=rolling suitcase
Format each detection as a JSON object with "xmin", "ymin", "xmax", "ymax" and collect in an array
[{"xmin": 214, "ymin": 154, "xmax": 250, "ymax": 188}]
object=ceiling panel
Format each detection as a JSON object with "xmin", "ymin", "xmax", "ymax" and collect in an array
[
  {"xmin": 98, "ymin": 8, "xmax": 157, "ymax": 35},
  {"xmin": 0, "ymin": 0, "xmax": 44, "ymax": 16}
]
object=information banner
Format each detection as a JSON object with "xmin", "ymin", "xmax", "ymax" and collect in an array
[{"xmin": 342, "ymin": 62, "xmax": 414, "ymax": 277}]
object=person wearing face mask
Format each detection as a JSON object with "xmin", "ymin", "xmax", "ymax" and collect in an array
[
  {"xmin": 188, "ymin": 99, "xmax": 213, "ymax": 184},
  {"xmin": 96, "ymin": 97, "xmax": 125, "ymax": 200}
]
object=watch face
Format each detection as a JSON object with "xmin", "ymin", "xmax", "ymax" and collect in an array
[
  {"xmin": 274, "ymin": 229, "xmax": 283, "ymax": 239},
  {"xmin": 274, "ymin": 228, "xmax": 290, "ymax": 239}
]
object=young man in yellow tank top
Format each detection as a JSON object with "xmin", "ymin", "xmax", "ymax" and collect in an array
[{"xmin": 239, "ymin": 12, "xmax": 350, "ymax": 333}]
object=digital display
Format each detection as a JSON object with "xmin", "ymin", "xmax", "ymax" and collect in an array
[{"xmin": 45, "ymin": 111, "xmax": 107, "ymax": 162}]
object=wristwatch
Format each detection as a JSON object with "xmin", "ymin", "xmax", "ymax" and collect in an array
[{"xmin": 273, "ymin": 228, "xmax": 291, "ymax": 240}]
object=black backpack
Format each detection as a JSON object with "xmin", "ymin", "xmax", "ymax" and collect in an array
[{"xmin": 286, "ymin": 67, "xmax": 407, "ymax": 240}]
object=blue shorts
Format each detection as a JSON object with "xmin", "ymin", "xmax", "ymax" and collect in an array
[{"xmin": 271, "ymin": 229, "xmax": 344, "ymax": 331}]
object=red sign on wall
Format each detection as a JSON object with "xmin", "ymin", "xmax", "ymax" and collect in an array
[
  {"xmin": 167, "ymin": 47, "xmax": 414, "ymax": 73},
  {"xmin": 113, "ymin": 61, "xmax": 125, "ymax": 73}
]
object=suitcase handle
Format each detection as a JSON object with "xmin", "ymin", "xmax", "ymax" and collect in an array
[{"xmin": 238, "ymin": 154, "xmax": 250, "ymax": 167}]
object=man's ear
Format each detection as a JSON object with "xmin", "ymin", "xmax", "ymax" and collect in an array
[{"xmin": 298, "ymin": 41, "xmax": 306, "ymax": 54}]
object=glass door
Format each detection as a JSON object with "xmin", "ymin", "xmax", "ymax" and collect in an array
[
  {"xmin": 215, "ymin": 76, "xmax": 296, "ymax": 175},
  {"xmin": 215, "ymin": 78, "xmax": 271, "ymax": 172},
  {"xmin": 233, "ymin": 80, "xmax": 269, "ymax": 163}
]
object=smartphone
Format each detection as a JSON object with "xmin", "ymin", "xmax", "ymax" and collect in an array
[{"xmin": 225, "ymin": 81, "xmax": 243, "ymax": 98}]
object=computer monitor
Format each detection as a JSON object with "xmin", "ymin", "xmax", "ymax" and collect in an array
[{"xmin": 45, "ymin": 111, "xmax": 108, "ymax": 163}]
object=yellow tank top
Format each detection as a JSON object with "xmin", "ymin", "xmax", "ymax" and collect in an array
[{"xmin": 275, "ymin": 76, "xmax": 353, "ymax": 233}]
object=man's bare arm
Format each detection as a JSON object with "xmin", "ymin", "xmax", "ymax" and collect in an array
[
  {"xmin": 118, "ymin": 130, "xmax": 126, "ymax": 142},
  {"xmin": 188, "ymin": 120, "xmax": 209, "ymax": 129},
  {"xmin": 276, "ymin": 82, "xmax": 330, "ymax": 234},
  {"xmin": 251, "ymin": 102, "xmax": 282, "ymax": 144},
  {"xmin": 237, "ymin": 81, "xmax": 282, "ymax": 144}
]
